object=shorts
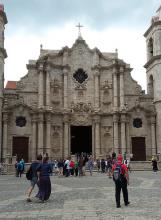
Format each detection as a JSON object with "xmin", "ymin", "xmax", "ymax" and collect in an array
[{"xmin": 30, "ymin": 176, "xmax": 38, "ymax": 187}]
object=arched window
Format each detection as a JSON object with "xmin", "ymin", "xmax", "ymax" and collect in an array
[
  {"xmin": 148, "ymin": 38, "xmax": 153, "ymax": 59},
  {"xmin": 148, "ymin": 75, "xmax": 154, "ymax": 97}
]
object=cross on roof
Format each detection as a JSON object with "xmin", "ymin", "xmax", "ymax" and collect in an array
[{"xmin": 76, "ymin": 22, "xmax": 83, "ymax": 37}]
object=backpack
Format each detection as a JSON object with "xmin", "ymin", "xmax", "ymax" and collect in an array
[
  {"xmin": 113, "ymin": 164, "xmax": 123, "ymax": 182},
  {"xmin": 17, "ymin": 162, "xmax": 23, "ymax": 171},
  {"xmin": 26, "ymin": 166, "xmax": 33, "ymax": 180}
]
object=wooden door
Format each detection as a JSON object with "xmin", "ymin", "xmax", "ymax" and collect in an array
[
  {"xmin": 132, "ymin": 137, "xmax": 146, "ymax": 161},
  {"xmin": 12, "ymin": 137, "xmax": 29, "ymax": 162}
]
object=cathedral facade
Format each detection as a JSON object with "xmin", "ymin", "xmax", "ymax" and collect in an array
[{"xmin": 0, "ymin": 5, "xmax": 161, "ymax": 162}]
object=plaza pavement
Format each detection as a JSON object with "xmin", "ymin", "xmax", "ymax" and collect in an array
[{"xmin": 0, "ymin": 171, "xmax": 161, "ymax": 220}]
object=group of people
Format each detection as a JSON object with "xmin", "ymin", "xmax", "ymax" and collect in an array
[
  {"xmin": 26, "ymin": 153, "xmax": 52, "ymax": 203},
  {"xmin": 24, "ymin": 151, "xmax": 131, "ymax": 208}
]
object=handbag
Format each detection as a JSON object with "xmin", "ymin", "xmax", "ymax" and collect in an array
[{"xmin": 26, "ymin": 166, "xmax": 33, "ymax": 180}]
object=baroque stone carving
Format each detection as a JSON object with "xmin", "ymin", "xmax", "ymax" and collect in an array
[
  {"xmin": 101, "ymin": 80, "xmax": 112, "ymax": 91},
  {"xmin": 70, "ymin": 102, "xmax": 93, "ymax": 113}
]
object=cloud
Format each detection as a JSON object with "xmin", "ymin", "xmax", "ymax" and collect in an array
[
  {"xmin": 4, "ymin": 0, "xmax": 159, "ymax": 33},
  {"xmin": 5, "ymin": 23, "xmax": 147, "ymax": 90}
]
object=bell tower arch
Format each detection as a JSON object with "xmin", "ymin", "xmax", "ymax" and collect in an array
[{"xmin": 144, "ymin": 5, "xmax": 161, "ymax": 155}]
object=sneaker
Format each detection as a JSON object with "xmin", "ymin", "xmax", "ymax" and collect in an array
[
  {"xmin": 26, "ymin": 198, "xmax": 32, "ymax": 202},
  {"xmin": 117, "ymin": 205, "xmax": 121, "ymax": 208},
  {"xmin": 125, "ymin": 202, "xmax": 130, "ymax": 206}
]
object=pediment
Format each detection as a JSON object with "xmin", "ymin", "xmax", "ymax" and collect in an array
[
  {"xmin": 4, "ymin": 103, "xmax": 35, "ymax": 113},
  {"xmin": 128, "ymin": 104, "xmax": 155, "ymax": 115}
]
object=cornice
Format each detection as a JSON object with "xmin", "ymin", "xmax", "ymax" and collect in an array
[
  {"xmin": 144, "ymin": 21, "xmax": 161, "ymax": 37},
  {"xmin": 144, "ymin": 54, "xmax": 161, "ymax": 68}
]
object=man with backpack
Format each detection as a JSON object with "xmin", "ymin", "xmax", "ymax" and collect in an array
[{"xmin": 112, "ymin": 154, "xmax": 130, "ymax": 208}]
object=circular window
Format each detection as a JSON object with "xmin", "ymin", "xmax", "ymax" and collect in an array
[
  {"xmin": 73, "ymin": 68, "xmax": 88, "ymax": 84},
  {"xmin": 133, "ymin": 118, "xmax": 142, "ymax": 128},
  {"xmin": 16, "ymin": 116, "xmax": 26, "ymax": 127}
]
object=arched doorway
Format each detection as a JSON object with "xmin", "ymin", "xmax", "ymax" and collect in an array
[
  {"xmin": 70, "ymin": 126, "xmax": 92, "ymax": 154},
  {"xmin": 132, "ymin": 137, "xmax": 146, "ymax": 161},
  {"xmin": 12, "ymin": 136, "xmax": 29, "ymax": 162}
]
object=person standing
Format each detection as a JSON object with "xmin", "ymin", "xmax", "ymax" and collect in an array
[
  {"xmin": 112, "ymin": 155, "xmax": 130, "ymax": 208},
  {"xmin": 26, "ymin": 154, "xmax": 42, "ymax": 202},
  {"xmin": 152, "ymin": 156, "xmax": 158, "ymax": 173},
  {"xmin": 87, "ymin": 156, "xmax": 94, "ymax": 176},
  {"xmin": 36, "ymin": 155, "xmax": 52, "ymax": 202}
]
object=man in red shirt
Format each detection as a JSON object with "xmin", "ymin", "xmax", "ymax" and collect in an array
[{"xmin": 112, "ymin": 154, "xmax": 130, "ymax": 208}]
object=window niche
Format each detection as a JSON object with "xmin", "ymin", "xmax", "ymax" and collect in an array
[
  {"xmin": 15, "ymin": 116, "xmax": 27, "ymax": 127},
  {"xmin": 133, "ymin": 118, "xmax": 142, "ymax": 128},
  {"xmin": 73, "ymin": 68, "xmax": 88, "ymax": 84},
  {"xmin": 148, "ymin": 38, "xmax": 153, "ymax": 60}
]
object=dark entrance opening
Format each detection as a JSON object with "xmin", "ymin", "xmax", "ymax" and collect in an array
[
  {"xmin": 71, "ymin": 126, "xmax": 92, "ymax": 154},
  {"xmin": 132, "ymin": 137, "xmax": 146, "ymax": 161},
  {"xmin": 12, "ymin": 137, "xmax": 29, "ymax": 162}
]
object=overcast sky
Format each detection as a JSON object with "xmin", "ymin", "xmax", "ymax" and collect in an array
[{"xmin": 2, "ymin": 0, "xmax": 161, "ymax": 91}]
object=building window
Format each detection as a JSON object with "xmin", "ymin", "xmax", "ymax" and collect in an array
[
  {"xmin": 133, "ymin": 118, "xmax": 142, "ymax": 128},
  {"xmin": 148, "ymin": 38, "xmax": 153, "ymax": 59},
  {"xmin": 73, "ymin": 68, "xmax": 88, "ymax": 84},
  {"xmin": 16, "ymin": 116, "xmax": 26, "ymax": 127}
]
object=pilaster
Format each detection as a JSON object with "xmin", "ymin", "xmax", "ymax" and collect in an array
[
  {"xmin": 113, "ymin": 67, "xmax": 118, "ymax": 111},
  {"xmin": 63, "ymin": 114, "xmax": 69, "ymax": 158},
  {"xmin": 45, "ymin": 65, "xmax": 51, "ymax": 107},
  {"xmin": 94, "ymin": 68, "xmax": 100, "ymax": 110},
  {"xmin": 63, "ymin": 67, "xmax": 68, "ymax": 109},
  {"xmin": 120, "ymin": 113, "xmax": 126, "ymax": 154},
  {"xmin": 31, "ymin": 114, "xmax": 37, "ymax": 161},
  {"xmin": 38, "ymin": 63, "xmax": 44, "ymax": 108},
  {"xmin": 120, "ymin": 66, "xmax": 125, "ymax": 110},
  {"xmin": 2, "ymin": 112, "xmax": 8, "ymax": 161},
  {"xmin": 46, "ymin": 113, "xmax": 51, "ymax": 157},
  {"xmin": 113, "ymin": 113, "xmax": 119, "ymax": 154},
  {"xmin": 37, "ymin": 113, "xmax": 44, "ymax": 155},
  {"xmin": 151, "ymin": 116, "xmax": 156, "ymax": 156}
]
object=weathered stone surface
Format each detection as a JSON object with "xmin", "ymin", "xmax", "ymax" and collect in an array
[{"xmin": 0, "ymin": 171, "xmax": 161, "ymax": 219}]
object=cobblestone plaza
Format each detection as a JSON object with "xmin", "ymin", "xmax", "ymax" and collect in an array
[{"xmin": 0, "ymin": 171, "xmax": 161, "ymax": 220}]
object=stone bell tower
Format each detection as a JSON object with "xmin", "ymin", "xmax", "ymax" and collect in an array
[
  {"xmin": 144, "ymin": 5, "xmax": 161, "ymax": 155},
  {"xmin": 0, "ymin": 4, "xmax": 7, "ymax": 161}
]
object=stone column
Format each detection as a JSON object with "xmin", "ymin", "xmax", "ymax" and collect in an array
[
  {"xmin": 31, "ymin": 114, "xmax": 37, "ymax": 161},
  {"xmin": 92, "ymin": 122, "xmax": 95, "ymax": 157},
  {"xmin": 113, "ymin": 67, "xmax": 118, "ymax": 111},
  {"xmin": 46, "ymin": 66, "xmax": 51, "ymax": 107},
  {"xmin": 126, "ymin": 118, "xmax": 130, "ymax": 154},
  {"xmin": 46, "ymin": 113, "xmax": 51, "ymax": 157},
  {"xmin": 95, "ymin": 116, "xmax": 100, "ymax": 157},
  {"xmin": 38, "ymin": 113, "xmax": 44, "ymax": 155},
  {"xmin": 121, "ymin": 114, "xmax": 126, "ymax": 154},
  {"xmin": 2, "ymin": 113, "xmax": 8, "ymax": 162},
  {"xmin": 120, "ymin": 66, "xmax": 125, "ymax": 110},
  {"xmin": 63, "ymin": 67, "xmax": 68, "ymax": 109},
  {"xmin": 94, "ymin": 68, "xmax": 100, "ymax": 109},
  {"xmin": 38, "ymin": 64, "xmax": 44, "ymax": 108},
  {"xmin": 63, "ymin": 115, "xmax": 69, "ymax": 158},
  {"xmin": 113, "ymin": 114, "xmax": 119, "ymax": 154},
  {"xmin": 151, "ymin": 116, "xmax": 156, "ymax": 156}
]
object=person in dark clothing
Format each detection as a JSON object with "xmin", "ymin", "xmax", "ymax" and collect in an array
[
  {"xmin": 152, "ymin": 157, "xmax": 158, "ymax": 173},
  {"xmin": 26, "ymin": 154, "xmax": 42, "ymax": 202},
  {"xmin": 101, "ymin": 159, "xmax": 106, "ymax": 173},
  {"xmin": 36, "ymin": 155, "xmax": 52, "ymax": 202},
  {"xmin": 112, "ymin": 155, "xmax": 130, "ymax": 208}
]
